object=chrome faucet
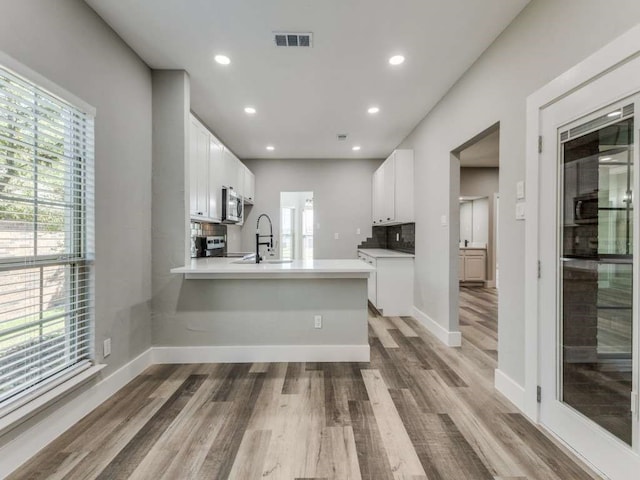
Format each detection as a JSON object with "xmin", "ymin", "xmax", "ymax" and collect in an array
[{"xmin": 255, "ymin": 213, "xmax": 273, "ymax": 264}]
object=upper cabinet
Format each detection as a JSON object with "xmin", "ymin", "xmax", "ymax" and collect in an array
[
  {"xmin": 372, "ymin": 149, "xmax": 414, "ymax": 226},
  {"xmin": 208, "ymin": 135, "xmax": 224, "ymax": 222},
  {"xmin": 189, "ymin": 117, "xmax": 210, "ymax": 219},
  {"xmin": 188, "ymin": 114, "xmax": 255, "ymax": 223},
  {"xmin": 243, "ymin": 165, "xmax": 255, "ymax": 204}
]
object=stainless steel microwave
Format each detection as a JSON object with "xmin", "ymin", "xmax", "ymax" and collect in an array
[
  {"xmin": 222, "ymin": 187, "xmax": 243, "ymax": 223},
  {"xmin": 574, "ymin": 192, "xmax": 598, "ymax": 224}
]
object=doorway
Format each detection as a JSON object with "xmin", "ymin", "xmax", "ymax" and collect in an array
[
  {"xmin": 279, "ymin": 191, "xmax": 313, "ymax": 260},
  {"xmin": 454, "ymin": 126, "xmax": 500, "ymax": 361}
]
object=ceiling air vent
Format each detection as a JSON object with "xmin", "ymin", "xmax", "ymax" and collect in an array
[
  {"xmin": 337, "ymin": 134, "xmax": 348, "ymax": 141},
  {"xmin": 274, "ymin": 32, "xmax": 313, "ymax": 47}
]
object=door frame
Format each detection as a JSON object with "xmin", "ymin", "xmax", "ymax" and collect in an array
[{"xmin": 525, "ymin": 23, "xmax": 640, "ymax": 476}]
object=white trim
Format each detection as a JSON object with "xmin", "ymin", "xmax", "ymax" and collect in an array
[
  {"xmin": 525, "ymin": 23, "xmax": 640, "ymax": 423},
  {"xmin": 151, "ymin": 344, "xmax": 370, "ymax": 364},
  {"xmin": 0, "ymin": 50, "xmax": 96, "ymax": 116},
  {"xmin": 0, "ymin": 362, "xmax": 103, "ymax": 436},
  {"xmin": 411, "ymin": 306, "xmax": 462, "ymax": 347},
  {"xmin": 485, "ymin": 280, "xmax": 496, "ymax": 288},
  {"xmin": 0, "ymin": 349, "xmax": 152, "ymax": 479},
  {"xmin": 494, "ymin": 368, "xmax": 525, "ymax": 411}
]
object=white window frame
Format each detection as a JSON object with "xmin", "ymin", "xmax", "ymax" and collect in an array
[{"xmin": 0, "ymin": 51, "xmax": 99, "ymax": 428}]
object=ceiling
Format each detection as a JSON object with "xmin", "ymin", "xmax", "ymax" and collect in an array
[
  {"xmin": 459, "ymin": 129, "xmax": 500, "ymax": 167},
  {"xmin": 85, "ymin": 0, "xmax": 528, "ymax": 160}
]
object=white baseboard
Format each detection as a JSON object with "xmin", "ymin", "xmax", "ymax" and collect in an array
[
  {"xmin": 411, "ymin": 306, "xmax": 462, "ymax": 347},
  {"xmin": 494, "ymin": 368, "xmax": 526, "ymax": 411},
  {"xmin": 0, "ymin": 349, "xmax": 153, "ymax": 479},
  {"xmin": 152, "ymin": 344, "xmax": 371, "ymax": 363}
]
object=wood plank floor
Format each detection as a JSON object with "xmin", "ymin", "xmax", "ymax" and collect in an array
[{"xmin": 9, "ymin": 288, "xmax": 601, "ymax": 479}]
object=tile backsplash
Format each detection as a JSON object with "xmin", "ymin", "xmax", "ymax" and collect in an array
[{"xmin": 358, "ymin": 223, "xmax": 415, "ymax": 254}]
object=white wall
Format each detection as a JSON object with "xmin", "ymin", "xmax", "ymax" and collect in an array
[
  {"xmin": 0, "ymin": 0, "xmax": 152, "ymax": 441},
  {"xmin": 241, "ymin": 158, "xmax": 383, "ymax": 259},
  {"xmin": 399, "ymin": 0, "xmax": 640, "ymax": 386}
]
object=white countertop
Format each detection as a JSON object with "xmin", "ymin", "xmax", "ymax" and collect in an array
[
  {"xmin": 172, "ymin": 257, "xmax": 375, "ymax": 279},
  {"xmin": 358, "ymin": 248, "xmax": 415, "ymax": 258}
]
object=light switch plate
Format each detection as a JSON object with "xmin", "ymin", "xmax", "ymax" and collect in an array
[
  {"xmin": 356, "ymin": 228, "xmax": 361, "ymax": 235},
  {"xmin": 441, "ymin": 215, "xmax": 448, "ymax": 226},
  {"xmin": 516, "ymin": 180, "xmax": 525, "ymax": 199},
  {"xmin": 516, "ymin": 201, "xmax": 526, "ymax": 220}
]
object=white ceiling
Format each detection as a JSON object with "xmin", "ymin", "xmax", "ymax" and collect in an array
[
  {"xmin": 459, "ymin": 129, "xmax": 500, "ymax": 167},
  {"xmin": 85, "ymin": 0, "xmax": 528, "ymax": 160}
]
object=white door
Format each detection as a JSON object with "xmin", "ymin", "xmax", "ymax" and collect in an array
[{"xmin": 538, "ymin": 57, "xmax": 640, "ymax": 478}]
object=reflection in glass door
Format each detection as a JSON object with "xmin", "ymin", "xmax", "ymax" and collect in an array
[{"xmin": 560, "ymin": 107, "xmax": 634, "ymax": 445}]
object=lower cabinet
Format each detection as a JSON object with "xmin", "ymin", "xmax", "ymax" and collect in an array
[
  {"xmin": 358, "ymin": 251, "xmax": 414, "ymax": 316},
  {"xmin": 459, "ymin": 248, "xmax": 487, "ymax": 282}
]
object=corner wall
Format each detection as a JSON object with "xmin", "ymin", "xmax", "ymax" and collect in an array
[{"xmin": 399, "ymin": 0, "xmax": 640, "ymax": 387}]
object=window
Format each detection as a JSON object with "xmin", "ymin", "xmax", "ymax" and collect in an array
[{"xmin": 0, "ymin": 63, "xmax": 95, "ymax": 411}]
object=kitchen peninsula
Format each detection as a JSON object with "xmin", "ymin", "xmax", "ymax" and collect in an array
[{"xmin": 168, "ymin": 258, "xmax": 374, "ymax": 362}]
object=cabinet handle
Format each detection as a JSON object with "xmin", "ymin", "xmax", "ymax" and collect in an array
[
  {"xmin": 387, "ymin": 217, "xmax": 390, "ymax": 220},
  {"xmin": 197, "ymin": 212, "xmax": 203, "ymax": 215}
]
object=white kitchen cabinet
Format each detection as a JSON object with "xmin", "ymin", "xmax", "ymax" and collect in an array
[
  {"xmin": 207, "ymin": 135, "xmax": 224, "ymax": 222},
  {"xmin": 358, "ymin": 250, "xmax": 414, "ymax": 316},
  {"xmin": 243, "ymin": 165, "xmax": 255, "ymax": 204},
  {"xmin": 222, "ymin": 148, "xmax": 240, "ymax": 191},
  {"xmin": 372, "ymin": 149, "xmax": 413, "ymax": 226},
  {"xmin": 381, "ymin": 157, "xmax": 395, "ymax": 223},
  {"xmin": 189, "ymin": 114, "xmax": 255, "ymax": 226},
  {"xmin": 372, "ymin": 167, "xmax": 384, "ymax": 225},
  {"xmin": 189, "ymin": 117, "xmax": 210, "ymax": 219},
  {"xmin": 459, "ymin": 248, "xmax": 487, "ymax": 282}
]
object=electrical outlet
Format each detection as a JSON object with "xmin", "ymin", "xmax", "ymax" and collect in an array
[
  {"xmin": 314, "ymin": 315, "xmax": 322, "ymax": 329},
  {"xmin": 103, "ymin": 338, "xmax": 111, "ymax": 358},
  {"xmin": 334, "ymin": 232, "xmax": 339, "ymax": 240},
  {"xmin": 356, "ymin": 228, "xmax": 361, "ymax": 235}
]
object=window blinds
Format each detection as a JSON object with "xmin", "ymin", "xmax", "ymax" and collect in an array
[{"xmin": 0, "ymin": 64, "xmax": 95, "ymax": 409}]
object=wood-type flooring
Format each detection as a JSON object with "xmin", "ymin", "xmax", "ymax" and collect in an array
[{"xmin": 9, "ymin": 287, "xmax": 600, "ymax": 479}]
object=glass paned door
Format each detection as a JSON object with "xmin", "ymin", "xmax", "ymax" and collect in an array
[{"xmin": 559, "ymin": 111, "xmax": 634, "ymax": 445}]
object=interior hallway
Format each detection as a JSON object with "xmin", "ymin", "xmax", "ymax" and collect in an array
[{"xmin": 10, "ymin": 294, "xmax": 599, "ymax": 479}]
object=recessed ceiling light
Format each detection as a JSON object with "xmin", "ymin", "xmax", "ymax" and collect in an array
[
  {"xmin": 388, "ymin": 55, "xmax": 405, "ymax": 66},
  {"xmin": 244, "ymin": 107, "xmax": 256, "ymax": 115},
  {"xmin": 214, "ymin": 54, "xmax": 231, "ymax": 65},
  {"xmin": 266, "ymin": 145, "xmax": 275, "ymax": 151},
  {"xmin": 352, "ymin": 146, "xmax": 361, "ymax": 151},
  {"xmin": 368, "ymin": 106, "xmax": 380, "ymax": 114},
  {"xmin": 607, "ymin": 111, "xmax": 622, "ymax": 117}
]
